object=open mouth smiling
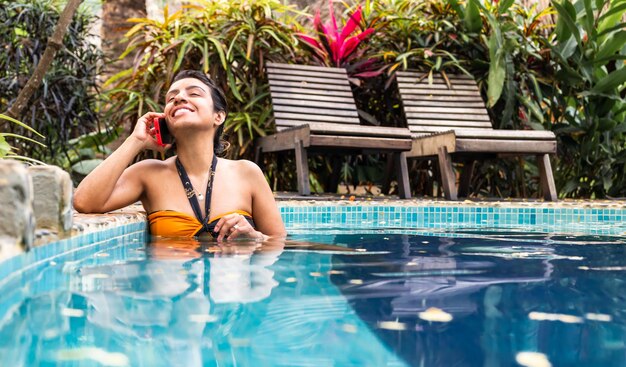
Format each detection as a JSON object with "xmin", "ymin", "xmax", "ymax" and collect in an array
[{"xmin": 172, "ymin": 106, "xmax": 195, "ymax": 117}]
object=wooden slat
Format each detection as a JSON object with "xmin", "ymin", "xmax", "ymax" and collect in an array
[
  {"xmin": 408, "ymin": 119, "xmax": 493, "ymax": 128},
  {"xmin": 268, "ymin": 79, "xmax": 352, "ymax": 92},
  {"xmin": 402, "ymin": 94, "xmax": 485, "ymax": 105},
  {"xmin": 267, "ymin": 67, "xmax": 348, "ymax": 80},
  {"xmin": 267, "ymin": 62, "xmax": 346, "ymax": 74},
  {"xmin": 453, "ymin": 128, "xmax": 555, "ymax": 140},
  {"xmin": 404, "ymin": 106, "xmax": 489, "ymax": 115},
  {"xmin": 269, "ymin": 86, "xmax": 353, "ymax": 98},
  {"xmin": 399, "ymin": 88, "xmax": 482, "ymax": 97},
  {"xmin": 276, "ymin": 119, "xmax": 360, "ymax": 129},
  {"xmin": 272, "ymin": 98, "xmax": 356, "ymax": 110},
  {"xmin": 273, "ymin": 105, "xmax": 358, "ymax": 117},
  {"xmin": 397, "ymin": 71, "xmax": 474, "ymax": 80},
  {"xmin": 397, "ymin": 81, "xmax": 479, "ymax": 91},
  {"xmin": 456, "ymin": 139, "xmax": 556, "ymax": 154},
  {"xmin": 406, "ymin": 113, "xmax": 491, "ymax": 122},
  {"xmin": 409, "ymin": 127, "xmax": 555, "ymax": 140},
  {"xmin": 271, "ymin": 92, "xmax": 355, "ymax": 103},
  {"xmin": 268, "ymin": 74, "xmax": 348, "ymax": 86},
  {"xmin": 305, "ymin": 122, "xmax": 412, "ymax": 138},
  {"xmin": 410, "ymin": 126, "xmax": 490, "ymax": 134},
  {"xmin": 310, "ymin": 135, "xmax": 412, "ymax": 150},
  {"xmin": 397, "ymin": 77, "xmax": 478, "ymax": 86},
  {"xmin": 274, "ymin": 112, "xmax": 360, "ymax": 124},
  {"xmin": 403, "ymin": 100, "xmax": 487, "ymax": 108}
]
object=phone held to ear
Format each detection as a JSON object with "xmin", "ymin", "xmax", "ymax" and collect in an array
[{"xmin": 153, "ymin": 117, "xmax": 172, "ymax": 146}]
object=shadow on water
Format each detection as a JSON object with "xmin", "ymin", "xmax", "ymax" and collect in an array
[{"xmin": 327, "ymin": 232, "xmax": 626, "ymax": 367}]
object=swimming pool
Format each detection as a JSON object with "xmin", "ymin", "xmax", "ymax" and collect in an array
[{"xmin": 1, "ymin": 202, "xmax": 625, "ymax": 366}]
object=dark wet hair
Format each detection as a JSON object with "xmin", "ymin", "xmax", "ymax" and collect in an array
[{"xmin": 171, "ymin": 70, "xmax": 229, "ymax": 154}]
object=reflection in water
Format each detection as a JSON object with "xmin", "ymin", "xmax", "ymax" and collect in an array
[{"xmin": 1, "ymin": 231, "xmax": 626, "ymax": 366}]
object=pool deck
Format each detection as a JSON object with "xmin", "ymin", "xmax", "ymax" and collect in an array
[{"xmin": 33, "ymin": 194, "xmax": 625, "ymax": 248}]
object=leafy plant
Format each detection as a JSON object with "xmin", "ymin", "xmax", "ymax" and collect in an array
[
  {"xmin": 545, "ymin": 0, "xmax": 626, "ymax": 198},
  {"xmin": 298, "ymin": 0, "xmax": 375, "ymax": 72},
  {"xmin": 0, "ymin": 113, "xmax": 45, "ymax": 163},
  {"xmin": 0, "ymin": 0, "xmax": 105, "ymax": 168},
  {"xmin": 105, "ymin": 0, "xmax": 306, "ymax": 159}
]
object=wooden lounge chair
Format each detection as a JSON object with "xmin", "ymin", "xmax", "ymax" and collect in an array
[
  {"xmin": 396, "ymin": 70, "xmax": 557, "ymax": 201},
  {"xmin": 256, "ymin": 63, "xmax": 413, "ymax": 198}
]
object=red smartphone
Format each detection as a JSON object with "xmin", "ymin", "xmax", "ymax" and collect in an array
[{"xmin": 153, "ymin": 117, "xmax": 172, "ymax": 146}]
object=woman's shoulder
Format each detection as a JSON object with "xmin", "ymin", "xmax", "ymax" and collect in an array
[
  {"xmin": 219, "ymin": 158, "xmax": 262, "ymax": 174},
  {"xmin": 130, "ymin": 156, "xmax": 177, "ymax": 174}
]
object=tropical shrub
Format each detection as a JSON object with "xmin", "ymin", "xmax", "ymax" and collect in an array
[
  {"xmin": 0, "ymin": 113, "xmax": 45, "ymax": 162},
  {"xmin": 104, "ymin": 0, "xmax": 306, "ymax": 160},
  {"xmin": 0, "ymin": 0, "xmax": 105, "ymax": 168},
  {"xmin": 545, "ymin": 0, "xmax": 626, "ymax": 198}
]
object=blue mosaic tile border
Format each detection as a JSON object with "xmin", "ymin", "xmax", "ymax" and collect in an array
[
  {"xmin": 280, "ymin": 205, "xmax": 626, "ymax": 235},
  {"xmin": 2, "ymin": 203, "xmax": 624, "ymax": 278},
  {"xmin": 0, "ymin": 222, "xmax": 148, "ymax": 286}
]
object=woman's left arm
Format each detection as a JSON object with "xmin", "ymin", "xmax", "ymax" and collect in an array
[{"xmin": 214, "ymin": 160, "xmax": 286, "ymax": 241}]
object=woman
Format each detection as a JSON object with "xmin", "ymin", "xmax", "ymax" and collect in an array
[{"xmin": 74, "ymin": 70, "xmax": 286, "ymax": 241}]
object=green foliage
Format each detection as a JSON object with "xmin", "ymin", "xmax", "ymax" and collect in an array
[
  {"xmin": 102, "ymin": 0, "xmax": 626, "ymax": 198},
  {"xmin": 0, "ymin": 0, "xmax": 105, "ymax": 168},
  {"xmin": 547, "ymin": 0, "xmax": 626, "ymax": 198},
  {"xmin": 104, "ymin": 0, "xmax": 306, "ymax": 160},
  {"xmin": 0, "ymin": 113, "xmax": 45, "ymax": 163}
]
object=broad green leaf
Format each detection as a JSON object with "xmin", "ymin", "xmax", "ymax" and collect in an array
[
  {"xmin": 0, "ymin": 113, "xmax": 44, "ymax": 138},
  {"xmin": 71, "ymin": 159, "xmax": 104, "ymax": 176},
  {"xmin": 227, "ymin": 71, "xmax": 244, "ymax": 102},
  {"xmin": 595, "ymin": 30, "xmax": 626, "ymax": 62},
  {"xmin": 0, "ymin": 133, "xmax": 46, "ymax": 147},
  {"xmin": 598, "ymin": 2, "xmax": 626, "ymax": 35},
  {"xmin": 582, "ymin": 0, "xmax": 595, "ymax": 37},
  {"xmin": 553, "ymin": 0, "xmax": 581, "ymax": 47},
  {"xmin": 207, "ymin": 36, "xmax": 227, "ymax": 70},
  {"xmin": 518, "ymin": 95, "xmax": 545, "ymax": 124},
  {"xmin": 174, "ymin": 37, "xmax": 194, "ymax": 72},
  {"xmin": 487, "ymin": 35, "xmax": 506, "ymax": 107},
  {"xmin": 498, "ymin": 0, "xmax": 515, "ymax": 14},
  {"xmin": 0, "ymin": 135, "xmax": 10, "ymax": 158},
  {"xmin": 590, "ymin": 67, "xmax": 626, "ymax": 94},
  {"xmin": 464, "ymin": 0, "xmax": 482, "ymax": 33}
]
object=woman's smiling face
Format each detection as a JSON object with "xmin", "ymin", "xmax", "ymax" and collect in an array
[{"xmin": 164, "ymin": 77, "xmax": 222, "ymax": 129}]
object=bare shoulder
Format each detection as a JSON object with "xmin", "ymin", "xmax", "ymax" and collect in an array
[
  {"xmin": 127, "ymin": 156, "xmax": 176, "ymax": 178},
  {"xmin": 221, "ymin": 158, "xmax": 264, "ymax": 177}
]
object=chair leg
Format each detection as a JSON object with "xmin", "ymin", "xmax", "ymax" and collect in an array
[
  {"xmin": 294, "ymin": 140, "xmax": 310, "ymax": 195},
  {"xmin": 395, "ymin": 152, "xmax": 411, "ymax": 199},
  {"xmin": 458, "ymin": 160, "xmax": 476, "ymax": 198},
  {"xmin": 254, "ymin": 146, "xmax": 263, "ymax": 169},
  {"xmin": 437, "ymin": 146, "xmax": 458, "ymax": 200},
  {"xmin": 382, "ymin": 154, "xmax": 394, "ymax": 195},
  {"xmin": 537, "ymin": 154, "xmax": 557, "ymax": 201},
  {"xmin": 326, "ymin": 155, "xmax": 342, "ymax": 193}
]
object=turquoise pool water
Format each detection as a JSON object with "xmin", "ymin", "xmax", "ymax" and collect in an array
[{"xmin": 1, "ymin": 203, "xmax": 625, "ymax": 366}]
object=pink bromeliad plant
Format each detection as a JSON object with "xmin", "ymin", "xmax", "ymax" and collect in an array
[{"xmin": 298, "ymin": 0, "xmax": 376, "ymax": 73}]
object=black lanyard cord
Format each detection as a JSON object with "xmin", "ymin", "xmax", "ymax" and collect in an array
[{"xmin": 175, "ymin": 155, "xmax": 218, "ymax": 232}]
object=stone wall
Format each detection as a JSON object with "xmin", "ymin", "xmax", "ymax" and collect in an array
[{"xmin": 0, "ymin": 162, "xmax": 73, "ymax": 261}]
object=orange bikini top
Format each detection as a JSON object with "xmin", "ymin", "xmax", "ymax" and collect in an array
[
  {"xmin": 148, "ymin": 209, "xmax": 254, "ymax": 238},
  {"xmin": 152, "ymin": 155, "xmax": 255, "ymax": 238}
]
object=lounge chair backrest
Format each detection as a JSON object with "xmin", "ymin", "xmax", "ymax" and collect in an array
[
  {"xmin": 266, "ymin": 62, "xmax": 360, "ymax": 132},
  {"xmin": 396, "ymin": 71, "xmax": 493, "ymax": 135}
]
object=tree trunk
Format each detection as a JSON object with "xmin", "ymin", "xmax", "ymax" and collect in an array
[
  {"xmin": 5, "ymin": 0, "xmax": 83, "ymax": 119},
  {"xmin": 100, "ymin": 0, "xmax": 147, "ymax": 80}
]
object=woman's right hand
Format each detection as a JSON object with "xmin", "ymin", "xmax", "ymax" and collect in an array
[{"xmin": 130, "ymin": 111, "xmax": 171, "ymax": 152}]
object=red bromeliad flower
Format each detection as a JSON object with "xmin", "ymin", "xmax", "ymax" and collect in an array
[{"xmin": 297, "ymin": 0, "xmax": 375, "ymax": 68}]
